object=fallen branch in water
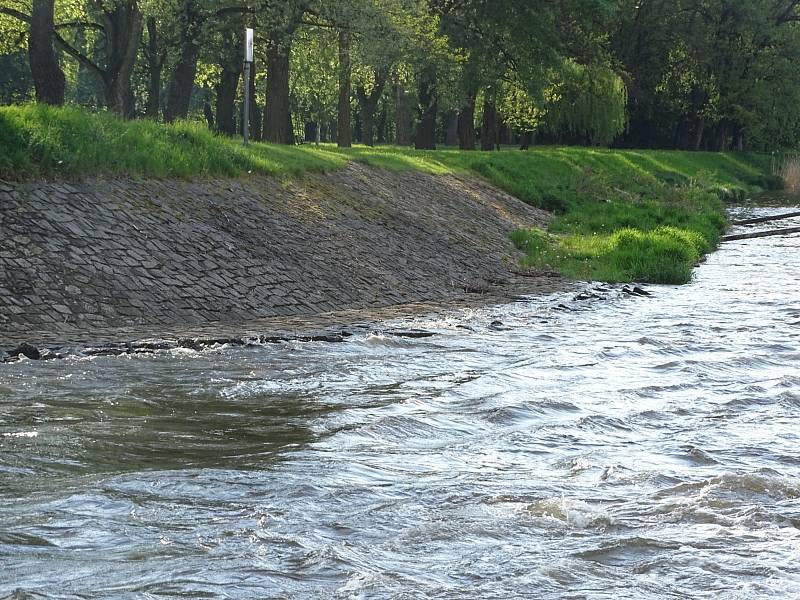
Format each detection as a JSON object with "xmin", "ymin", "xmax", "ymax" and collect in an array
[
  {"xmin": 732, "ymin": 211, "xmax": 800, "ymax": 226},
  {"xmin": 721, "ymin": 226, "xmax": 800, "ymax": 242}
]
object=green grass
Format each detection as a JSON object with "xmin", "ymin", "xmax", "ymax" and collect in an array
[
  {"xmin": 0, "ymin": 104, "xmax": 779, "ymax": 285},
  {"xmin": 0, "ymin": 104, "xmax": 348, "ymax": 179}
]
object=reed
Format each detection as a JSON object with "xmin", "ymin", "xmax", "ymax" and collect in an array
[{"xmin": 778, "ymin": 155, "xmax": 800, "ymax": 193}]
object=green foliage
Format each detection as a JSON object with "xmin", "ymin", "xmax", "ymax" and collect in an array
[
  {"xmin": 0, "ymin": 104, "xmax": 347, "ymax": 180},
  {"xmin": 0, "ymin": 52, "xmax": 34, "ymax": 104},
  {"xmin": 542, "ymin": 61, "xmax": 627, "ymax": 145},
  {"xmin": 512, "ymin": 225, "xmax": 709, "ymax": 284}
]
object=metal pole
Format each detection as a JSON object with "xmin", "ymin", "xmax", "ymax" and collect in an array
[
  {"xmin": 243, "ymin": 61, "xmax": 251, "ymax": 146},
  {"xmin": 243, "ymin": 28, "xmax": 254, "ymax": 147}
]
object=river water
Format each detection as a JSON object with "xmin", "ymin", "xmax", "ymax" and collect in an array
[{"xmin": 1, "ymin": 202, "xmax": 799, "ymax": 599}]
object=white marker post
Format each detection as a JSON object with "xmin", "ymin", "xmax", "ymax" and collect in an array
[{"xmin": 243, "ymin": 28, "xmax": 254, "ymax": 146}]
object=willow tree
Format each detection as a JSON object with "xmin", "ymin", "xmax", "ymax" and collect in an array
[{"xmin": 542, "ymin": 61, "xmax": 627, "ymax": 146}]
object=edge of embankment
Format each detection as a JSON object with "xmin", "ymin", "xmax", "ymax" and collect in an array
[{"xmin": 0, "ymin": 162, "xmax": 570, "ymax": 358}]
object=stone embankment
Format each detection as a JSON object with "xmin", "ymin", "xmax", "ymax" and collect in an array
[{"xmin": 0, "ymin": 163, "xmax": 561, "ymax": 352}]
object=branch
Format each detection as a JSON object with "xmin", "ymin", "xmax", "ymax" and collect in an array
[
  {"xmin": 214, "ymin": 5, "xmax": 255, "ymax": 19},
  {"xmin": 776, "ymin": 0, "xmax": 800, "ymax": 23},
  {"xmin": 54, "ymin": 21, "xmax": 104, "ymax": 32},
  {"xmin": 722, "ymin": 227, "xmax": 800, "ymax": 242},
  {"xmin": 53, "ymin": 30, "xmax": 106, "ymax": 81},
  {"xmin": 0, "ymin": 6, "xmax": 31, "ymax": 23},
  {"xmin": 300, "ymin": 17, "xmax": 340, "ymax": 29}
]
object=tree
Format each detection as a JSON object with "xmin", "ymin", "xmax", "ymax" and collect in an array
[
  {"xmin": 142, "ymin": 15, "xmax": 166, "ymax": 118},
  {"xmin": 414, "ymin": 64, "xmax": 436, "ymax": 149},
  {"xmin": 337, "ymin": 28, "xmax": 351, "ymax": 146},
  {"xmin": 28, "ymin": 0, "xmax": 65, "ymax": 104},
  {"xmin": 50, "ymin": 0, "xmax": 144, "ymax": 117},
  {"xmin": 163, "ymin": 0, "xmax": 202, "ymax": 122}
]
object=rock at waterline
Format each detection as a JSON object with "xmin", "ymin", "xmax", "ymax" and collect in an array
[{"xmin": 7, "ymin": 343, "xmax": 41, "ymax": 360}]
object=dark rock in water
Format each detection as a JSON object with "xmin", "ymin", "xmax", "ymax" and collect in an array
[
  {"xmin": 574, "ymin": 291, "xmax": 602, "ymax": 301},
  {"xmin": 257, "ymin": 335, "xmax": 289, "ymax": 344},
  {"xmin": 456, "ymin": 324, "xmax": 475, "ymax": 331},
  {"xmin": 300, "ymin": 334, "xmax": 345, "ymax": 343},
  {"xmin": 555, "ymin": 304, "xmax": 573, "ymax": 311},
  {"xmin": 384, "ymin": 329, "xmax": 436, "ymax": 339},
  {"xmin": 178, "ymin": 337, "xmax": 246, "ymax": 350},
  {"xmin": 84, "ymin": 347, "xmax": 127, "ymax": 357},
  {"xmin": 9, "ymin": 343, "xmax": 41, "ymax": 360},
  {"xmin": 132, "ymin": 340, "xmax": 174, "ymax": 351},
  {"xmin": 622, "ymin": 285, "xmax": 652, "ymax": 297},
  {"xmin": 489, "ymin": 320, "xmax": 511, "ymax": 331},
  {"xmin": 177, "ymin": 338, "xmax": 204, "ymax": 351}
]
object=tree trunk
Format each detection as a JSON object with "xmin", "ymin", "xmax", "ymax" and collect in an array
[
  {"xmin": 457, "ymin": 94, "xmax": 476, "ymax": 150},
  {"xmin": 734, "ymin": 125, "xmax": 744, "ymax": 151},
  {"xmin": 251, "ymin": 103, "xmax": 263, "ymax": 141},
  {"xmin": 249, "ymin": 63, "xmax": 261, "ymax": 141},
  {"xmin": 203, "ymin": 101, "xmax": 214, "ymax": 129},
  {"xmin": 674, "ymin": 115, "xmax": 691, "ymax": 150},
  {"xmin": 376, "ymin": 106, "xmax": 387, "ymax": 143},
  {"xmin": 693, "ymin": 117, "xmax": 705, "ymax": 151},
  {"xmin": 28, "ymin": 0, "xmax": 65, "ymax": 105},
  {"xmin": 263, "ymin": 32, "xmax": 293, "ymax": 144},
  {"xmin": 519, "ymin": 131, "xmax": 533, "ymax": 150},
  {"xmin": 445, "ymin": 111, "xmax": 458, "ymax": 146},
  {"xmin": 714, "ymin": 120, "xmax": 730, "ymax": 152},
  {"xmin": 51, "ymin": 0, "xmax": 141, "ymax": 117},
  {"xmin": 499, "ymin": 122, "xmax": 512, "ymax": 146},
  {"xmin": 356, "ymin": 68, "xmax": 388, "ymax": 147},
  {"xmin": 102, "ymin": 2, "xmax": 143, "ymax": 118},
  {"xmin": 395, "ymin": 82, "xmax": 412, "ymax": 146},
  {"xmin": 337, "ymin": 30, "xmax": 351, "ymax": 148},
  {"xmin": 164, "ymin": 3, "xmax": 201, "ymax": 123},
  {"xmin": 480, "ymin": 96, "xmax": 498, "ymax": 151},
  {"xmin": 144, "ymin": 17, "xmax": 164, "ymax": 119},
  {"xmin": 415, "ymin": 67, "xmax": 437, "ymax": 150},
  {"xmin": 215, "ymin": 65, "xmax": 240, "ymax": 136}
]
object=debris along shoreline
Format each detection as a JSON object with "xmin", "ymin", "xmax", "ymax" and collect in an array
[{"xmin": 0, "ymin": 282, "xmax": 671, "ymax": 364}]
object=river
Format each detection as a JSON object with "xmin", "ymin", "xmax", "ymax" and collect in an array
[{"xmin": 1, "ymin": 201, "xmax": 799, "ymax": 599}]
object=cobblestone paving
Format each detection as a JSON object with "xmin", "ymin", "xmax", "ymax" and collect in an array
[{"xmin": 0, "ymin": 163, "xmax": 556, "ymax": 347}]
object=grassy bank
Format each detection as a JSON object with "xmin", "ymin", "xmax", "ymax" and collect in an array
[{"xmin": 0, "ymin": 104, "xmax": 778, "ymax": 284}]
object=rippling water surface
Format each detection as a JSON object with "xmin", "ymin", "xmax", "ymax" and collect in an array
[{"xmin": 1, "ymin": 202, "xmax": 799, "ymax": 599}]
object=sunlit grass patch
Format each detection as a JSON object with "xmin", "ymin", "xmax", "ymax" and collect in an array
[
  {"xmin": 513, "ymin": 224, "xmax": 712, "ymax": 284},
  {"xmin": 0, "ymin": 104, "xmax": 347, "ymax": 180}
]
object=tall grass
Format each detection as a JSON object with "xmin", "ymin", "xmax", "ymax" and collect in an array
[
  {"xmin": 0, "ymin": 104, "xmax": 347, "ymax": 180},
  {"xmin": 777, "ymin": 155, "xmax": 800, "ymax": 193}
]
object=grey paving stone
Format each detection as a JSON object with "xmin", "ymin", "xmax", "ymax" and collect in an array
[{"xmin": 1, "ymin": 165, "xmax": 556, "ymax": 342}]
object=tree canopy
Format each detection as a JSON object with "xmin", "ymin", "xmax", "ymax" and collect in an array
[{"xmin": 1, "ymin": 0, "xmax": 799, "ymax": 150}]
